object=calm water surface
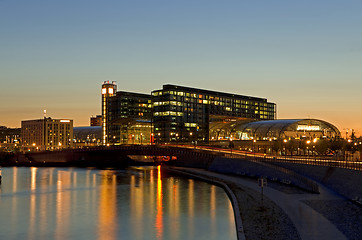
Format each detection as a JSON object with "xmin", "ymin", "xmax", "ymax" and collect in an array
[{"xmin": 0, "ymin": 166, "xmax": 236, "ymax": 240}]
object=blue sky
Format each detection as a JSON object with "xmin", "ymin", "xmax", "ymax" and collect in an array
[{"xmin": 1, "ymin": 0, "xmax": 362, "ymax": 135}]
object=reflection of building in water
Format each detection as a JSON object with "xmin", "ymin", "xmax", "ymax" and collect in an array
[
  {"xmin": 55, "ymin": 170, "xmax": 72, "ymax": 240},
  {"xmin": 99, "ymin": 171, "xmax": 117, "ymax": 240},
  {"xmin": 156, "ymin": 165, "xmax": 163, "ymax": 239},
  {"xmin": 130, "ymin": 174, "xmax": 145, "ymax": 239}
]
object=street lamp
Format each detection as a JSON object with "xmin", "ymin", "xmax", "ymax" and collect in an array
[
  {"xmin": 306, "ymin": 140, "xmax": 311, "ymax": 157},
  {"xmin": 313, "ymin": 145, "xmax": 316, "ymax": 162},
  {"xmin": 253, "ymin": 139, "xmax": 256, "ymax": 160},
  {"xmin": 283, "ymin": 139, "xmax": 288, "ymax": 159},
  {"xmin": 190, "ymin": 132, "xmax": 195, "ymax": 148},
  {"xmin": 229, "ymin": 138, "xmax": 234, "ymax": 155}
]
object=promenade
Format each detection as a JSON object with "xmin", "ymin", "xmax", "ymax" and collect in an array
[{"xmin": 168, "ymin": 167, "xmax": 352, "ymax": 240}]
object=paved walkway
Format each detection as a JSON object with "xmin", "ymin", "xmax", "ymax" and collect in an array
[{"xmin": 176, "ymin": 167, "xmax": 347, "ymax": 240}]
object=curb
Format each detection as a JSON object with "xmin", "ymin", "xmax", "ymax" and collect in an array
[{"xmin": 164, "ymin": 167, "xmax": 246, "ymax": 240}]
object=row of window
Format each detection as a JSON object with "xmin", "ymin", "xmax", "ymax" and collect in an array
[{"xmin": 153, "ymin": 91, "xmax": 271, "ymax": 104}]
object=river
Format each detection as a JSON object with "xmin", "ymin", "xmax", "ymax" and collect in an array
[{"xmin": 0, "ymin": 166, "xmax": 236, "ymax": 240}]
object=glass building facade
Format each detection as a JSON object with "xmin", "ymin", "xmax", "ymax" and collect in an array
[
  {"xmin": 102, "ymin": 83, "xmax": 276, "ymax": 145},
  {"xmin": 152, "ymin": 84, "xmax": 276, "ymax": 143},
  {"xmin": 209, "ymin": 119, "xmax": 341, "ymax": 141}
]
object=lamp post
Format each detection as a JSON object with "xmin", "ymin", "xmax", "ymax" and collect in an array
[
  {"xmin": 253, "ymin": 139, "xmax": 256, "ymax": 160},
  {"xmin": 283, "ymin": 139, "xmax": 288, "ymax": 160},
  {"xmin": 229, "ymin": 138, "xmax": 234, "ymax": 155},
  {"xmin": 313, "ymin": 138, "xmax": 317, "ymax": 163},
  {"xmin": 190, "ymin": 132, "xmax": 195, "ymax": 148},
  {"xmin": 306, "ymin": 140, "xmax": 311, "ymax": 162}
]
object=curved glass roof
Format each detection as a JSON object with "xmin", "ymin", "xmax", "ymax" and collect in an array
[{"xmin": 209, "ymin": 119, "xmax": 341, "ymax": 139}]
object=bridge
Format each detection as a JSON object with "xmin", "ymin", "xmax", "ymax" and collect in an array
[
  {"xmin": 9, "ymin": 144, "xmax": 362, "ymax": 204},
  {"xmin": 20, "ymin": 144, "xmax": 362, "ymax": 171}
]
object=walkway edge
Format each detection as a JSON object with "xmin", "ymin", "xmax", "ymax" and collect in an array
[{"xmin": 164, "ymin": 166, "xmax": 246, "ymax": 240}]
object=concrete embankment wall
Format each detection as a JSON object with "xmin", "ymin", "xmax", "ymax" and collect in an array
[
  {"xmin": 175, "ymin": 155, "xmax": 362, "ymax": 200},
  {"xmin": 269, "ymin": 162, "xmax": 362, "ymax": 200},
  {"xmin": 173, "ymin": 155, "xmax": 319, "ymax": 193}
]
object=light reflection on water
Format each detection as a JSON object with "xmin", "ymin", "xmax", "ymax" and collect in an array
[{"xmin": 0, "ymin": 166, "xmax": 236, "ymax": 240}]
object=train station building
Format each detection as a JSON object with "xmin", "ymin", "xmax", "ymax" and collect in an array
[
  {"xmin": 101, "ymin": 82, "xmax": 340, "ymax": 146},
  {"xmin": 101, "ymin": 82, "xmax": 276, "ymax": 144}
]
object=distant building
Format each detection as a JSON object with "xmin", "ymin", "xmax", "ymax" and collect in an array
[
  {"xmin": 21, "ymin": 117, "xmax": 73, "ymax": 151},
  {"xmin": 0, "ymin": 126, "xmax": 21, "ymax": 151},
  {"xmin": 102, "ymin": 81, "xmax": 152, "ymax": 145},
  {"xmin": 90, "ymin": 115, "xmax": 102, "ymax": 126},
  {"xmin": 0, "ymin": 126, "xmax": 21, "ymax": 144},
  {"xmin": 73, "ymin": 126, "xmax": 102, "ymax": 147}
]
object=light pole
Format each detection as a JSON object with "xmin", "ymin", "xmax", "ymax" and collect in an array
[
  {"xmin": 229, "ymin": 138, "xmax": 234, "ymax": 155},
  {"xmin": 253, "ymin": 139, "xmax": 256, "ymax": 160},
  {"xmin": 313, "ymin": 138, "xmax": 317, "ymax": 163},
  {"xmin": 283, "ymin": 139, "xmax": 288, "ymax": 160},
  {"xmin": 306, "ymin": 140, "xmax": 311, "ymax": 161},
  {"xmin": 190, "ymin": 132, "xmax": 195, "ymax": 148}
]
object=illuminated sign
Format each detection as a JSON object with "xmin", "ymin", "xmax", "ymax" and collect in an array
[
  {"xmin": 297, "ymin": 125, "xmax": 320, "ymax": 131},
  {"xmin": 108, "ymin": 88, "xmax": 114, "ymax": 94},
  {"xmin": 102, "ymin": 88, "xmax": 107, "ymax": 95},
  {"xmin": 60, "ymin": 120, "xmax": 70, "ymax": 123}
]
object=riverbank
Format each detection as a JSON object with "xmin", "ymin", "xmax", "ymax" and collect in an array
[
  {"xmin": 164, "ymin": 166, "xmax": 301, "ymax": 240},
  {"xmin": 166, "ymin": 166, "xmax": 362, "ymax": 240}
]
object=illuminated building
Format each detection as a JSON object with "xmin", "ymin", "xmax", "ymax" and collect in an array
[
  {"xmin": 90, "ymin": 115, "xmax": 102, "ymax": 126},
  {"xmin": 21, "ymin": 118, "xmax": 73, "ymax": 151},
  {"xmin": 209, "ymin": 119, "xmax": 341, "ymax": 141},
  {"xmin": 152, "ymin": 84, "xmax": 276, "ymax": 143},
  {"xmin": 102, "ymin": 81, "xmax": 117, "ymax": 145},
  {"xmin": 102, "ymin": 83, "xmax": 276, "ymax": 144},
  {"xmin": 101, "ymin": 81, "xmax": 152, "ymax": 145}
]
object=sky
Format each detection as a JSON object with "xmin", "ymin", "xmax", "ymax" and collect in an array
[{"xmin": 1, "ymin": 0, "xmax": 362, "ymax": 136}]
